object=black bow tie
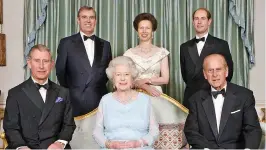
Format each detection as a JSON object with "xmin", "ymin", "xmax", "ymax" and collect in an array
[
  {"xmin": 83, "ymin": 35, "xmax": 95, "ymax": 41},
  {"xmin": 211, "ymin": 88, "xmax": 226, "ymax": 99},
  {"xmin": 195, "ymin": 37, "xmax": 205, "ymax": 43},
  {"xmin": 36, "ymin": 83, "xmax": 49, "ymax": 90}
]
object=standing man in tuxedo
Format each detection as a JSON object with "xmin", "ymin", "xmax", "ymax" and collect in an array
[
  {"xmin": 184, "ymin": 54, "xmax": 261, "ymax": 149},
  {"xmin": 56, "ymin": 6, "xmax": 112, "ymax": 117},
  {"xmin": 3, "ymin": 44, "xmax": 76, "ymax": 149},
  {"xmin": 180, "ymin": 8, "xmax": 233, "ymax": 109}
]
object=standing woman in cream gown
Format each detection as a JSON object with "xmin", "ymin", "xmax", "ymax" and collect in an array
[{"xmin": 124, "ymin": 13, "xmax": 187, "ymax": 124}]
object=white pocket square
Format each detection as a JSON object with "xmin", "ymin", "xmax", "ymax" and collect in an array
[{"xmin": 231, "ymin": 109, "xmax": 241, "ymax": 114}]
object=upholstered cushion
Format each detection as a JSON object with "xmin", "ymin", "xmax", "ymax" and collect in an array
[
  {"xmin": 153, "ymin": 123, "xmax": 187, "ymax": 149},
  {"xmin": 70, "ymin": 114, "xmax": 100, "ymax": 149}
]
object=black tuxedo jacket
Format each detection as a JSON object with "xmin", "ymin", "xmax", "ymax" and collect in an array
[
  {"xmin": 56, "ymin": 33, "xmax": 112, "ymax": 117},
  {"xmin": 180, "ymin": 34, "xmax": 233, "ymax": 108},
  {"xmin": 3, "ymin": 78, "xmax": 76, "ymax": 149},
  {"xmin": 184, "ymin": 82, "xmax": 262, "ymax": 149}
]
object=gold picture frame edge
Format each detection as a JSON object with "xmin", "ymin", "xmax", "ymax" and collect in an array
[
  {"xmin": 0, "ymin": 33, "xmax": 6, "ymax": 66},
  {"xmin": 0, "ymin": 0, "xmax": 3, "ymax": 24}
]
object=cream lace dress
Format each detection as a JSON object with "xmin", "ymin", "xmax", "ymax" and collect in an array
[{"xmin": 124, "ymin": 46, "xmax": 187, "ymax": 124}]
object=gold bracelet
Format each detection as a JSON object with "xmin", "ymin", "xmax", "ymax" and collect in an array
[{"xmin": 105, "ymin": 140, "xmax": 111, "ymax": 148}]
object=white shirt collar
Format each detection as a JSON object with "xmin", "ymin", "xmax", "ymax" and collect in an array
[
  {"xmin": 80, "ymin": 31, "xmax": 95, "ymax": 41},
  {"xmin": 31, "ymin": 77, "xmax": 48, "ymax": 85},
  {"xmin": 196, "ymin": 32, "xmax": 208, "ymax": 40}
]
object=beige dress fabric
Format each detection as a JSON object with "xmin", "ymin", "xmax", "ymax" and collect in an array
[{"xmin": 124, "ymin": 47, "xmax": 187, "ymax": 124}]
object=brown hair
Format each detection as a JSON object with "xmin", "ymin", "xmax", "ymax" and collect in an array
[
  {"xmin": 133, "ymin": 13, "xmax": 157, "ymax": 31},
  {"xmin": 27, "ymin": 44, "xmax": 52, "ymax": 60},
  {"xmin": 192, "ymin": 8, "xmax": 212, "ymax": 20},
  {"xmin": 77, "ymin": 6, "xmax": 97, "ymax": 19}
]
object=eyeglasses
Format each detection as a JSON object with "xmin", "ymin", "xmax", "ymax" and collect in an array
[{"xmin": 205, "ymin": 68, "xmax": 225, "ymax": 74}]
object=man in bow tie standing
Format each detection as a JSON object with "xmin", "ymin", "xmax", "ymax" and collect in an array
[
  {"xmin": 56, "ymin": 6, "xmax": 112, "ymax": 117},
  {"xmin": 184, "ymin": 54, "xmax": 261, "ymax": 149},
  {"xmin": 4, "ymin": 44, "xmax": 76, "ymax": 149},
  {"xmin": 180, "ymin": 8, "xmax": 233, "ymax": 109}
]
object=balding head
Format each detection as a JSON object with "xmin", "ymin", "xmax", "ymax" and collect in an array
[{"xmin": 203, "ymin": 54, "xmax": 228, "ymax": 70}]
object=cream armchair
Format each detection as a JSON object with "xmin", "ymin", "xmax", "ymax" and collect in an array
[{"xmin": 70, "ymin": 108, "xmax": 99, "ymax": 149}]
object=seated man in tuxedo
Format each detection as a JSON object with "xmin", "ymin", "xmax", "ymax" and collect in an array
[
  {"xmin": 184, "ymin": 54, "xmax": 262, "ymax": 149},
  {"xmin": 3, "ymin": 44, "xmax": 76, "ymax": 149}
]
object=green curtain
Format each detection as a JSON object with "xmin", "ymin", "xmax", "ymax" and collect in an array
[{"xmin": 24, "ymin": 0, "xmax": 253, "ymax": 103}]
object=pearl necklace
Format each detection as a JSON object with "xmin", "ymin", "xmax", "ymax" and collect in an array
[
  {"xmin": 140, "ymin": 47, "xmax": 152, "ymax": 54},
  {"xmin": 115, "ymin": 90, "xmax": 134, "ymax": 104}
]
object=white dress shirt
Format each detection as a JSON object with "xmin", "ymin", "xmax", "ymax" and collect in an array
[
  {"xmin": 32, "ymin": 77, "xmax": 48, "ymax": 102},
  {"xmin": 211, "ymin": 85, "xmax": 227, "ymax": 133},
  {"xmin": 196, "ymin": 32, "xmax": 208, "ymax": 56},
  {"xmin": 80, "ymin": 31, "xmax": 95, "ymax": 66},
  {"xmin": 207, "ymin": 84, "xmax": 251, "ymax": 149},
  {"xmin": 17, "ymin": 78, "xmax": 68, "ymax": 149}
]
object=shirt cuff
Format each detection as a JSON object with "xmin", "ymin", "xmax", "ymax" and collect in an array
[
  {"xmin": 56, "ymin": 139, "xmax": 68, "ymax": 148},
  {"xmin": 16, "ymin": 146, "xmax": 29, "ymax": 150}
]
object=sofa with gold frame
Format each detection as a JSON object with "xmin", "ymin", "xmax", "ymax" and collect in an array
[
  {"xmin": 70, "ymin": 91, "xmax": 189, "ymax": 149},
  {"xmin": 1, "ymin": 92, "xmax": 188, "ymax": 149},
  {"xmin": 1, "ymin": 93, "xmax": 265, "ymax": 149}
]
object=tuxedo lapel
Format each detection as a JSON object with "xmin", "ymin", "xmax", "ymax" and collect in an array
[
  {"xmin": 92, "ymin": 36, "xmax": 103, "ymax": 68},
  {"xmin": 73, "ymin": 33, "xmax": 92, "ymax": 71},
  {"xmin": 39, "ymin": 81, "xmax": 59, "ymax": 126},
  {"xmin": 202, "ymin": 92, "xmax": 219, "ymax": 140},
  {"xmin": 218, "ymin": 83, "xmax": 235, "ymax": 140},
  {"xmin": 199, "ymin": 34, "xmax": 215, "ymax": 59},
  {"xmin": 22, "ymin": 78, "xmax": 44, "ymax": 111},
  {"xmin": 85, "ymin": 36, "xmax": 104, "ymax": 85},
  {"xmin": 188, "ymin": 38, "xmax": 199, "ymax": 66},
  {"xmin": 193, "ymin": 35, "xmax": 215, "ymax": 76}
]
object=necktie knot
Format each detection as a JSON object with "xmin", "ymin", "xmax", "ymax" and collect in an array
[
  {"xmin": 195, "ymin": 37, "xmax": 205, "ymax": 43},
  {"xmin": 211, "ymin": 88, "xmax": 226, "ymax": 99},
  {"xmin": 36, "ymin": 83, "xmax": 49, "ymax": 90},
  {"xmin": 83, "ymin": 35, "xmax": 95, "ymax": 41}
]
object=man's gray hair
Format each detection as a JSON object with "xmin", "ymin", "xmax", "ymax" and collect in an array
[
  {"xmin": 27, "ymin": 44, "xmax": 52, "ymax": 60},
  {"xmin": 106, "ymin": 56, "xmax": 139, "ymax": 81}
]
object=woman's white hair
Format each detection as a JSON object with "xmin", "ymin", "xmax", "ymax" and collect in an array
[{"xmin": 106, "ymin": 56, "xmax": 139, "ymax": 81}]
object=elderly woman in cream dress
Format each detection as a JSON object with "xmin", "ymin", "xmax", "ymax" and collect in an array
[
  {"xmin": 92, "ymin": 56, "xmax": 159, "ymax": 149},
  {"xmin": 124, "ymin": 13, "xmax": 188, "ymax": 124}
]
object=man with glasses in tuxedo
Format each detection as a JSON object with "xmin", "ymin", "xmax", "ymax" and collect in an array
[{"xmin": 184, "ymin": 54, "xmax": 261, "ymax": 149}]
